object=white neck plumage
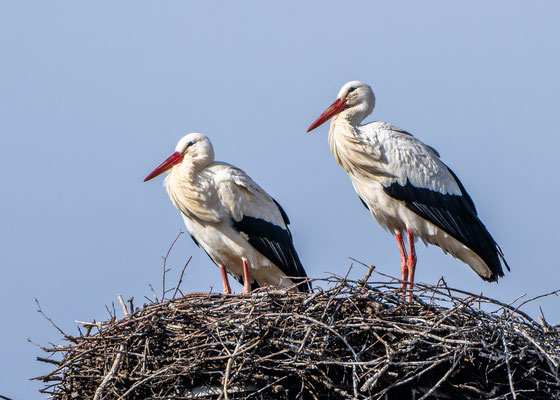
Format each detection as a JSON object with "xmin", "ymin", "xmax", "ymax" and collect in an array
[{"xmin": 164, "ymin": 162, "xmax": 221, "ymax": 224}]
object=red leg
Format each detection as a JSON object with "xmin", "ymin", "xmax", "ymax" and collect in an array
[
  {"xmin": 395, "ymin": 230, "xmax": 408, "ymax": 300},
  {"xmin": 220, "ymin": 265, "xmax": 232, "ymax": 295},
  {"xmin": 406, "ymin": 228, "xmax": 417, "ymax": 302},
  {"xmin": 242, "ymin": 259, "xmax": 251, "ymax": 295}
]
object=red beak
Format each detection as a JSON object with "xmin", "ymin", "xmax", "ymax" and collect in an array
[
  {"xmin": 306, "ymin": 98, "xmax": 348, "ymax": 132},
  {"xmin": 144, "ymin": 151, "xmax": 184, "ymax": 182}
]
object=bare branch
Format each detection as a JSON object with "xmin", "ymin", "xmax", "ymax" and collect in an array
[{"xmin": 34, "ymin": 267, "xmax": 560, "ymax": 399}]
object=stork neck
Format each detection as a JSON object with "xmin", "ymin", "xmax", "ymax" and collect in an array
[
  {"xmin": 335, "ymin": 105, "xmax": 369, "ymax": 129},
  {"xmin": 161, "ymin": 157, "xmax": 203, "ymax": 192},
  {"xmin": 329, "ymin": 110, "xmax": 360, "ymax": 137},
  {"xmin": 164, "ymin": 162, "xmax": 222, "ymax": 223},
  {"xmin": 178, "ymin": 161, "xmax": 208, "ymax": 184}
]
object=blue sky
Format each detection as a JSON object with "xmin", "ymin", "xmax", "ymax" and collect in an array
[{"xmin": 1, "ymin": 1, "xmax": 559, "ymax": 398}]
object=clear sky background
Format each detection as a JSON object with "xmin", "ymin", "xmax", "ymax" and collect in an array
[{"xmin": 1, "ymin": 1, "xmax": 559, "ymax": 398}]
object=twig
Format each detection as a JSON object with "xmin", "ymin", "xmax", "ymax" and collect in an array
[
  {"xmin": 501, "ymin": 333, "xmax": 517, "ymax": 399},
  {"xmin": 220, "ymin": 340, "xmax": 243, "ymax": 400},
  {"xmin": 34, "ymin": 271, "xmax": 560, "ymax": 399},
  {"xmin": 172, "ymin": 256, "xmax": 192, "ymax": 299},
  {"xmin": 148, "ymin": 284, "xmax": 159, "ymax": 303},
  {"xmin": 360, "ymin": 264, "xmax": 376, "ymax": 289},
  {"xmin": 117, "ymin": 294, "xmax": 129, "ymax": 317},
  {"xmin": 309, "ymin": 373, "xmax": 357, "ymax": 400},
  {"xmin": 513, "ymin": 289, "xmax": 560, "ymax": 315},
  {"xmin": 161, "ymin": 230, "xmax": 183, "ymax": 302},
  {"xmin": 513, "ymin": 326, "xmax": 559, "ymax": 368},
  {"xmin": 92, "ymin": 344, "xmax": 124, "ymax": 400},
  {"xmin": 34, "ymin": 298, "xmax": 76, "ymax": 343},
  {"xmin": 418, "ymin": 353, "xmax": 460, "ymax": 400},
  {"xmin": 117, "ymin": 367, "xmax": 171, "ymax": 399},
  {"xmin": 36, "ymin": 357, "xmax": 62, "ymax": 366},
  {"xmin": 127, "ymin": 297, "xmax": 134, "ymax": 315}
]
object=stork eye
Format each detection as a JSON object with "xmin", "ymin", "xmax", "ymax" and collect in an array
[
  {"xmin": 347, "ymin": 87, "xmax": 356, "ymax": 94},
  {"xmin": 183, "ymin": 141, "xmax": 194, "ymax": 152}
]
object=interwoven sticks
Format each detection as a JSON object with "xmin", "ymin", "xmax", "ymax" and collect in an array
[{"xmin": 35, "ymin": 273, "xmax": 560, "ymax": 399}]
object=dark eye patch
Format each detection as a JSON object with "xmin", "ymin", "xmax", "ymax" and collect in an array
[
  {"xmin": 183, "ymin": 141, "xmax": 194, "ymax": 152},
  {"xmin": 348, "ymin": 87, "xmax": 356, "ymax": 93}
]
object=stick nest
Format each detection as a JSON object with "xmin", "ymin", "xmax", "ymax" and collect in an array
[{"xmin": 35, "ymin": 270, "xmax": 560, "ymax": 399}]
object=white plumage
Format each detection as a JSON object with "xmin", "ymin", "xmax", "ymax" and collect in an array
[
  {"xmin": 307, "ymin": 81, "xmax": 508, "ymax": 300},
  {"xmin": 144, "ymin": 133, "xmax": 309, "ymax": 294}
]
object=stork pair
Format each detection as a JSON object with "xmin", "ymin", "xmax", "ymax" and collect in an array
[{"xmin": 144, "ymin": 81, "xmax": 509, "ymax": 300}]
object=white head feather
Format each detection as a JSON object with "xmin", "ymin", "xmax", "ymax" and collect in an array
[
  {"xmin": 175, "ymin": 132, "xmax": 215, "ymax": 169},
  {"xmin": 337, "ymin": 81, "xmax": 376, "ymax": 125}
]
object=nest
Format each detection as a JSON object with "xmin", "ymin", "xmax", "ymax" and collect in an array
[{"xmin": 35, "ymin": 264, "xmax": 560, "ymax": 399}]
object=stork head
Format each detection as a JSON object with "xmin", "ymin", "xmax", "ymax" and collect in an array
[
  {"xmin": 143, "ymin": 133, "xmax": 215, "ymax": 182},
  {"xmin": 307, "ymin": 81, "xmax": 375, "ymax": 132}
]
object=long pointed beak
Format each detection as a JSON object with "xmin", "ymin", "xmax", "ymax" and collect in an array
[
  {"xmin": 144, "ymin": 151, "xmax": 184, "ymax": 182},
  {"xmin": 306, "ymin": 98, "xmax": 348, "ymax": 132}
]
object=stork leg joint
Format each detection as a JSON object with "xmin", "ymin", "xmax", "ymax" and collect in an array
[{"xmin": 395, "ymin": 230, "xmax": 408, "ymax": 301}]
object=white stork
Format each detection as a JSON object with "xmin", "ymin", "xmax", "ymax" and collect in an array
[
  {"xmin": 144, "ymin": 133, "xmax": 310, "ymax": 294},
  {"xmin": 307, "ymin": 81, "xmax": 509, "ymax": 301}
]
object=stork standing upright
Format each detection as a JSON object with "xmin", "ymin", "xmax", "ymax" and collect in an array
[
  {"xmin": 307, "ymin": 81, "xmax": 509, "ymax": 301},
  {"xmin": 144, "ymin": 133, "xmax": 310, "ymax": 294}
]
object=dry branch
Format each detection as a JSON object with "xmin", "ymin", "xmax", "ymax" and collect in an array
[{"xmin": 34, "ymin": 270, "xmax": 560, "ymax": 399}]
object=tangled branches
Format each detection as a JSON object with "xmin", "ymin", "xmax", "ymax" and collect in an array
[{"xmin": 35, "ymin": 267, "xmax": 560, "ymax": 399}]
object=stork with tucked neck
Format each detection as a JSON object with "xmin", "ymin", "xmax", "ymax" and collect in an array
[
  {"xmin": 307, "ymin": 81, "xmax": 509, "ymax": 301},
  {"xmin": 145, "ymin": 133, "xmax": 310, "ymax": 294}
]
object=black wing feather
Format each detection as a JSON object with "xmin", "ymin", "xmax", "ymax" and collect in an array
[
  {"xmin": 188, "ymin": 232, "xmax": 200, "ymax": 247},
  {"xmin": 444, "ymin": 165, "xmax": 477, "ymax": 214},
  {"xmin": 231, "ymin": 215, "xmax": 310, "ymax": 292},
  {"xmin": 272, "ymin": 198, "xmax": 291, "ymax": 225},
  {"xmin": 359, "ymin": 197, "xmax": 369, "ymax": 210},
  {"xmin": 383, "ymin": 173, "xmax": 509, "ymax": 281}
]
